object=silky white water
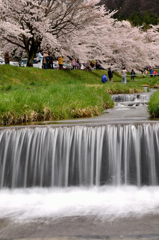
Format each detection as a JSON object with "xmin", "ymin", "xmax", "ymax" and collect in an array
[
  {"xmin": 0, "ymin": 186, "xmax": 159, "ymax": 222},
  {"xmin": 0, "ymin": 124, "xmax": 159, "ymax": 223},
  {"xmin": 1, "ymin": 124, "xmax": 159, "ymax": 188}
]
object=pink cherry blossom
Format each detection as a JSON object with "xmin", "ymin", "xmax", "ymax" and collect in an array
[{"xmin": 0, "ymin": 0, "xmax": 159, "ymax": 70}]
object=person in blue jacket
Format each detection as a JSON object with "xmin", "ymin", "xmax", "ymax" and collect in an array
[
  {"xmin": 101, "ymin": 74, "xmax": 108, "ymax": 83},
  {"xmin": 149, "ymin": 69, "xmax": 153, "ymax": 77}
]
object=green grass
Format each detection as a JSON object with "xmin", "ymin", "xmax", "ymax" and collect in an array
[
  {"xmin": 148, "ymin": 90, "xmax": 159, "ymax": 118},
  {"xmin": 0, "ymin": 65, "xmax": 114, "ymax": 125},
  {"xmin": 0, "ymin": 65, "xmax": 159, "ymax": 125}
]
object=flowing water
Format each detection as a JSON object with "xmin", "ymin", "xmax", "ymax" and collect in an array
[
  {"xmin": 0, "ymin": 124, "xmax": 159, "ymax": 188},
  {"xmin": 0, "ymin": 91, "xmax": 159, "ymax": 225},
  {"xmin": 111, "ymin": 92, "xmax": 153, "ymax": 103},
  {"xmin": 1, "ymin": 186, "xmax": 159, "ymax": 222},
  {"xmin": 111, "ymin": 91, "xmax": 155, "ymax": 111},
  {"xmin": 0, "ymin": 123, "xmax": 159, "ymax": 222}
]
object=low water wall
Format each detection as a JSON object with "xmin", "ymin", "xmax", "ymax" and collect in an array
[
  {"xmin": 0, "ymin": 124, "xmax": 159, "ymax": 188},
  {"xmin": 112, "ymin": 92, "xmax": 153, "ymax": 102}
]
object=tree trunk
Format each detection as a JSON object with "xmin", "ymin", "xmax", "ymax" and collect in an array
[
  {"xmin": 27, "ymin": 51, "xmax": 35, "ymax": 67},
  {"xmin": 26, "ymin": 39, "xmax": 41, "ymax": 67}
]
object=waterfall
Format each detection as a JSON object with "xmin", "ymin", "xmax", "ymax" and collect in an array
[
  {"xmin": 0, "ymin": 124, "xmax": 159, "ymax": 188},
  {"xmin": 112, "ymin": 92, "xmax": 153, "ymax": 103}
]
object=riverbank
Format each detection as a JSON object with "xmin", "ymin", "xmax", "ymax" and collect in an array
[
  {"xmin": 148, "ymin": 90, "xmax": 159, "ymax": 118},
  {"xmin": 0, "ymin": 65, "xmax": 158, "ymax": 125}
]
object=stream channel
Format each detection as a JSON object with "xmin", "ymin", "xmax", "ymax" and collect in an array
[{"xmin": 0, "ymin": 90, "xmax": 159, "ymax": 239}]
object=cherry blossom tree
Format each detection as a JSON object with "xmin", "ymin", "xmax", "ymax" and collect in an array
[
  {"xmin": 60, "ymin": 10, "xmax": 159, "ymax": 71},
  {"xmin": 0, "ymin": 0, "xmax": 159, "ymax": 70},
  {"xmin": 0, "ymin": 0, "xmax": 101, "ymax": 66}
]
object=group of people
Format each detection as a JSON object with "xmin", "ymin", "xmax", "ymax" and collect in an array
[
  {"xmin": 148, "ymin": 68, "xmax": 159, "ymax": 77},
  {"xmin": 140, "ymin": 68, "xmax": 159, "ymax": 78},
  {"xmin": 90, "ymin": 60, "xmax": 104, "ymax": 70},
  {"xmin": 102, "ymin": 66, "xmax": 159, "ymax": 85},
  {"xmin": 101, "ymin": 67, "xmax": 114, "ymax": 83},
  {"xmin": 71, "ymin": 59, "xmax": 80, "ymax": 70},
  {"xmin": 38, "ymin": 51, "xmax": 57, "ymax": 69},
  {"xmin": 90, "ymin": 60, "xmax": 99, "ymax": 69},
  {"xmin": 38, "ymin": 51, "xmax": 82, "ymax": 70},
  {"xmin": 101, "ymin": 67, "xmax": 134, "ymax": 84},
  {"xmin": 4, "ymin": 50, "xmax": 159, "ymax": 81}
]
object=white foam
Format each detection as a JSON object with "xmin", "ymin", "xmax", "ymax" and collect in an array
[{"xmin": 0, "ymin": 186, "xmax": 159, "ymax": 222}]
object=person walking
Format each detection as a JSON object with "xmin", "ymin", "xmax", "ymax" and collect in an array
[
  {"xmin": 96, "ymin": 61, "xmax": 100, "ymax": 69},
  {"xmin": 153, "ymin": 70, "xmax": 157, "ymax": 77},
  {"xmin": 90, "ymin": 61, "xmax": 94, "ymax": 69},
  {"xmin": 121, "ymin": 67, "xmax": 127, "ymax": 84},
  {"xmin": 71, "ymin": 59, "xmax": 76, "ymax": 70},
  {"xmin": 58, "ymin": 56, "xmax": 63, "ymax": 69},
  {"xmin": 43, "ymin": 51, "xmax": 49, "ymax": 70},
  {"xmin": 140, "ymin": 69, "xmax": 145, "ymax": 78},
  {"xmin": 108, "ymin": 67, "xmax": 114, "ymax": 83},
  {"xmin": 4, "ymin": 52, "xmax": 10, "ymax": 64},
  {"xmin": 76, "ymin": 59, "xmax": 80, "ymax": 69},
  {"xmin": 38, "ymin": 50, "xmax": 43, "ymax": 69},
  {"xmin": 101, "ymin": 74, "xmax": 108, "ymax": 83},
  {"xmin": 131, "ymin": 69, "xmax": 135, "ymax": 80},
  {"xmin": 48, "ymin": 53, "xmax": 53, "ymax": 69},
  {"xmin": 149, "ymin": 69, "xmax": 153, "ymax": 77},
  {"xmin": 145, "ymin": 69, "xmax": 148, "ymax": 75}
]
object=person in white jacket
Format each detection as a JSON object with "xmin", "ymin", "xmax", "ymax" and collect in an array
[
  {"xmin": 38, "ymin": 51, "xmax": 43, "ymax": 69},
  {"xmin": 121, "ymin": 67, "xmax": 127, "ymax": 84}
]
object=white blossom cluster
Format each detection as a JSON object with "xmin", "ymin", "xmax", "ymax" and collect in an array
[{"xmin": 0, "ymin": 0, "xmax": 159, "ymax": 70}]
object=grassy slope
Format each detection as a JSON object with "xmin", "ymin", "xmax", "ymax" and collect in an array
[
  {"xmin": 148, "ymin": 91, "xmax": 159, "ymax": 118},
  {"xmin": 0, "ymin": 65, "xmax": 159, "ymax": 125}
]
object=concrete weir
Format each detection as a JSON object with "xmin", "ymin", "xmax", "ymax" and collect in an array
[{"xmin": 0, "ymin": 91, "xmax": 159, "ymax": 239}]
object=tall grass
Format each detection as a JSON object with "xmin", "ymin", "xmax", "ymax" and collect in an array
[
  {"xmin": 0, "ymin": 65, "xmax": 159, "ymax": 125},
  {"xmin": 148, "ymin": 90, "xmax": 159, "ymax": 118},
  {"xmin": 0, "ymin": 66, "xmax": 115, "ymax": 125},
  {"xmin": 0, "ymin": 85, "xmax": 113, "ymax": 124}
]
